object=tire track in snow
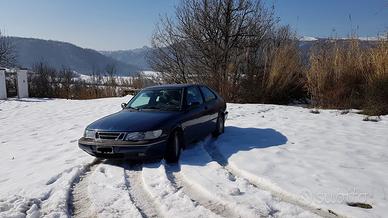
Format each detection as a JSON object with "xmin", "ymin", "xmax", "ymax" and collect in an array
[
  {"xmin": 179, "ymin": 143, "xmax": 298, "ymax": 217},
  {"xmin": 68, "ymin": 158, "xmax": 102, "ymax": 218},
  {"xmin": 142, "ymin": 161, "xmax": 221, "ymax": 218},
  {"xmin": 164, "ymin": 163, "xmax": 239, "ymax": 218},
  {"xmin": 123, "ymin": 163, "xmax": 160, "ymax": 218},
  {"xmin": 203, "ymin": 139, "xmax": 343, "ymax": 218}
]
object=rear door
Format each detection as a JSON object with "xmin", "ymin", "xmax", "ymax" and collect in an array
[{"xmin": 199, "ymin": 86, "xmax": 219, "ymax": 134}]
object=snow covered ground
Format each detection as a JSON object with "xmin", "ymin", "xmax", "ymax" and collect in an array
[
  {"xmin": 215, "ymin": 104, "xmax": 388, "ymax": 218},
  {"xmin": 0, "ymin": 96, "xmax": 387, "ymax": 218}
]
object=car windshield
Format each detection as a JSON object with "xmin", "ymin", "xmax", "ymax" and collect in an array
[{"xmin": 126, "ymin": 88, "xmax": 183, "ymax": 111}]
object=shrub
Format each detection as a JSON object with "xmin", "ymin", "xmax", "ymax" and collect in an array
[
  {"xmin": 306, "ymin": 37, "xmax": 388, "ymax": 115},
  {"xmin": 263, "ymin": 39, "xmax": 306, "ymax": 104},
  {"xmin": 306, "ymin": 39, "xmax": 367, "ymax": 108},
  {"xmin": 362, "ymin": 40, "xmax": 388, "ymax": 115}
]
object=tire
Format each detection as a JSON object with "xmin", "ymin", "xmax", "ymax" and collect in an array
[
  {"xmin": 212, "ymin": 114, "xmax": 225, "ymax": 137},
  {"xmin": 165, "ymin": 131, "xmax": 182, "ymax": 163}
]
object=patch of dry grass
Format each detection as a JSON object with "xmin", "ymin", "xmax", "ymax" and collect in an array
[{"xmin": 306, "ymin": 37, "xmax": 388, "ymax": 115}]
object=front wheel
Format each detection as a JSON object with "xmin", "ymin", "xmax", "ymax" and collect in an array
[
  {"xmin": 212, "ymin": 114, "xmax": 225, "ymax": 137},
  {"xmin": 165, "ymin": 131, "xmax": 182, "ymax": 163}
]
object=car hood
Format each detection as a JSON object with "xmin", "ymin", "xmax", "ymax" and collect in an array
[{"xmin": 87, "ymin": 110, "xmax": 180, "ymax": 132}]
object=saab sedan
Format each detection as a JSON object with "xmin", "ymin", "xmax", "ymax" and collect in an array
[{"xmin": 78, "ymin": 84, "xmax": 227, "ymax": 163}]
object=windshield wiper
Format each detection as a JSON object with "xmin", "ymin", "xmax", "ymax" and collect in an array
[{"xmin": 126, "ymin": 106, "xmax": 139, "ymax": 110}]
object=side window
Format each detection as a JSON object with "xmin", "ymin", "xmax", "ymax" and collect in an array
[
  {"xmin": 186, "ymin": 86, "xmax": 204, "ymax": 106},
  {"xmin": 200, "ymin": 86, "xmax": 216, "ymax": 102},
  {"xmin": 155, "ymin": 90, "xmax": 182, "ymax": 107}
]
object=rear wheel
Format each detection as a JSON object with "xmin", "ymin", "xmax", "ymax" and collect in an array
[
  {"xmin": 212, "ymin": 114, "xmax": 225, "ymax": 137},
  {"xmin": 165, "ymin": 131, "xmax": 182, "ymax": 163}
]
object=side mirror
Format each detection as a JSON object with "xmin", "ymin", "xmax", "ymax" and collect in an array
[{"xmin": 121, "ymin": 103, "xmax": 127, "ymax": 109}]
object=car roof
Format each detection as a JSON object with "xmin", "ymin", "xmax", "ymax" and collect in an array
[{"xmin": 144, "ymin": 84, "xmax": 202, "ymax": 90}]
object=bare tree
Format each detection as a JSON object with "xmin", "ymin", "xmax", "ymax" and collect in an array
[
  {"xmin": 105, "ymin": 63, "xmax": 117, "ymax": 96},
  {"xmin": 30, "ymin": 62, "xmax": 57, "ymax": 97},
  {"xmin": 0, "ymin": 31, "xmax": 16, "ymax": 68},
  {"xmin": 149, "ymin": 0, "xmax": 278, "ymax": 102},
  {"xmin": 59, "ymin": 67, "xmax": 75, "ymax": 99},
  {"xmin": 90, "ymin": 65, "xmax": 102, "ymax": 98},
  {"xmin": 149, "ymin": 18, "xmax": 191, "ymax": 83},
  {"xmin": 105, "ymin": 63, "xmax": 117, "ymax": 85}
]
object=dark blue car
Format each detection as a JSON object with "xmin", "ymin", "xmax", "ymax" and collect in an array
[{"xmin": 78, "ymin": 84, "xmax": 227, "ymax": 163}]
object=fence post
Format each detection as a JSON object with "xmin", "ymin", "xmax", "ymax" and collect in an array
[
  {"xmin": 17, "ymin": 70, "xmax": 29, "ymax": 98},
  {"xmin": 0, "ymin": 70, "xmax": 6, "ymax": 99}
]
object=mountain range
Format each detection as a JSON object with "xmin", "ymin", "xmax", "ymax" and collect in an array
[
  {"xmin": 100, "ymin": 46, "xmax": 153, "ymax": 71},
  {"xmin": 7, "ymin": 36, "xmax": 380, "ymax": 76},
  {"xmin": 9, "ymin": 37, "xmax": 145, "ymax": 76}
]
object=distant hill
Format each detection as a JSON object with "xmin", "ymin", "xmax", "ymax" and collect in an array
[
  {"xmin": 297, "ymin": 37, "xmax": 381, "ymax": 63},
  {"xmin": 8, "ymin": 36, "xmax": 380, "ymax": 76},
  {"xmin": 102, "ymin": 37, "xmax": 382, "ymax": 71},
  {"xmin": 9, "ymin": 37, "xmax": 141, "ymax": 75},
  {"xmin": 100, "ymin": 46, "xmax": 153, "ymax": 70}
]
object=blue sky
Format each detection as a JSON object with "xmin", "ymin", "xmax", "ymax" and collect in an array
[{"xmin": 0, "ymin": 0, "xmax": 386, "ymax": 50}]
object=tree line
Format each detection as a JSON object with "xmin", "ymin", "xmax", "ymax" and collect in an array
[{"xmin": 28, "ymin": 63, "xmax": 157, "ymax": 99}]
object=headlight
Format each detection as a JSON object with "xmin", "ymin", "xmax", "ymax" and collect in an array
[
  {"xmin": 84, "ymin": 129, "xmax": 96, "ymax": 139},
  {"xmin": 125, "ymin": 130, "xmax": 162, "ymax": 141}
]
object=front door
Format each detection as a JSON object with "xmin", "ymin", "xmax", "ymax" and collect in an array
[
  {"xmin": 199, "ymin": 86, "xmax": 219, "ymax": 133},
  {"xmin": 181, "ymin": 86, "xmax": 206, "ymax": 143}
]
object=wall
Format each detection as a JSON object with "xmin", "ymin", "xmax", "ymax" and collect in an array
[{"xmin": 17, "ymin": 70, "xmax": 29, "ymax": 98}]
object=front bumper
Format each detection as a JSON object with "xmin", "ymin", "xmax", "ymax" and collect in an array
[{"xmin": 78, "ymin": 137, "xmax": 167, "ymax": 159}]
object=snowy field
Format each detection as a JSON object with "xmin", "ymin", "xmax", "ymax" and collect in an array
[
  {"xmin": 76, "ymin": 70, "xmax": 161, "ymax": 84},
  {"xmin": 0, "ymin": 96, "xmax": 387, "ymax": 218}
]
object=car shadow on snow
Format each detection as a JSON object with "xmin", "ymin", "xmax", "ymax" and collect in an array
[
  {"xmin": 214, "ymin": 126, "xmax": 288, "ymax": 150},
  {"xmin": 181, "ymin": 126, "xmax": 288, "ymax": 167},
  {"xmin": 102, "ymin": 126, "xmax": 288, "ymax": 170}
]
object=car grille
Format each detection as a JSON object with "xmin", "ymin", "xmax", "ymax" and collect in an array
[{"xmin": 96, "ymin": 132, "xmax": 125, "ymax": 140}]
